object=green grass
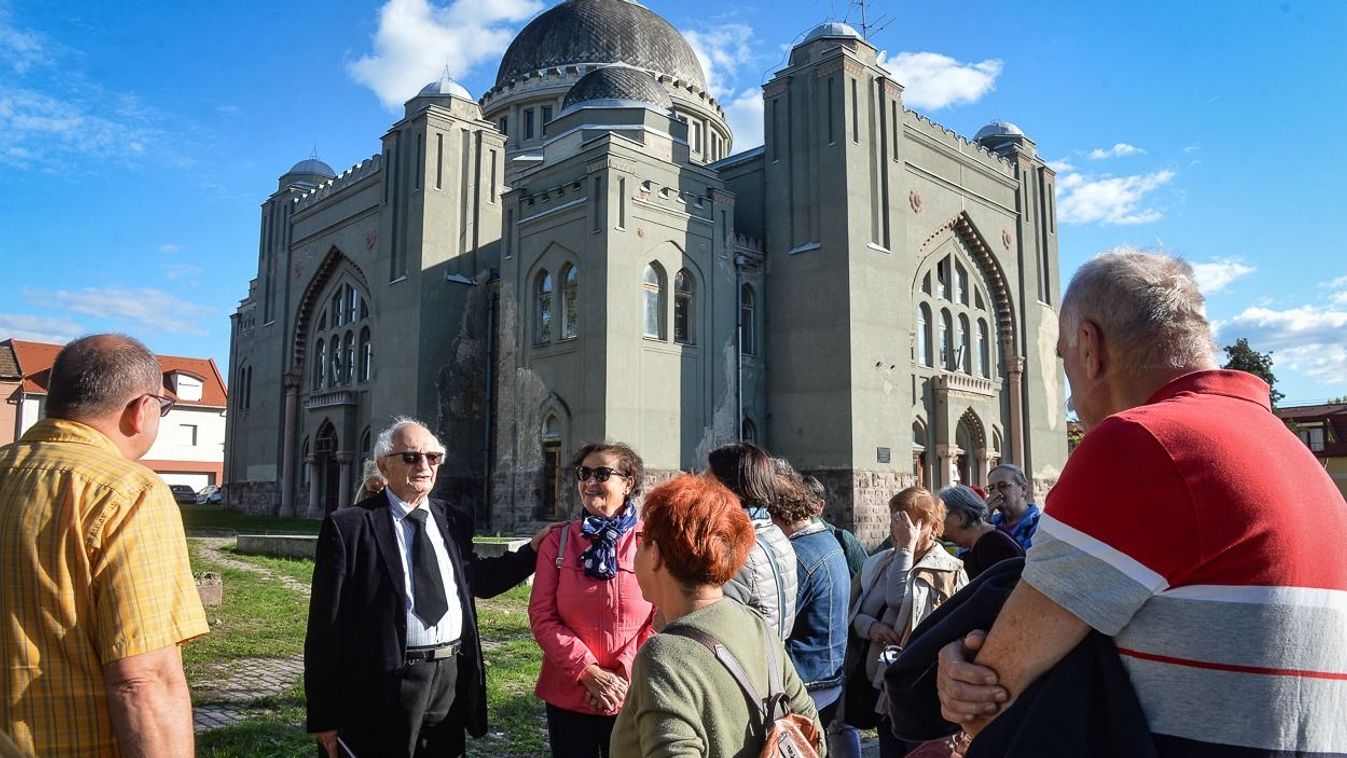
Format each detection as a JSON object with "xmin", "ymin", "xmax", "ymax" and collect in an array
[
  {"xmin": 180, "ymin": 504, "xmax": 321, "ymax": 537},
  {"xmin": 218, "ymin": 545, "xmax": 317, "ymax": 587},
  {"xmin": 187, "ymin": 543, "xmax": 550, "ymax": 757},
  {"xmin": 195, "ymin": 680, "xmax": 314, "ymax": 757},
  {"xmin": 183, "ymin": 542, "xmax": 310, "ymax": 681},
  {"xmin": 470, "ymin": 584, "xmax": 548, "ymax": 757}
]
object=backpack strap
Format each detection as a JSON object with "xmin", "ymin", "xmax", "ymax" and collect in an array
[
  {"xmin": 663, "ymin": 625, "xmax": 766, "ymax": 713},
  {"xmin": 555, "ymin": 521, "xmax": 570, "ymax": 569},
  {"xmin": 664, "ymin": 620, "xmax": 790, "ymax": 722}
]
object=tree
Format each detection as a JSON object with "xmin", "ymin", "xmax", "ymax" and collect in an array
[{"xmin": 1222, "ymin": 338, "xmax": 1285, "ymax": 407}]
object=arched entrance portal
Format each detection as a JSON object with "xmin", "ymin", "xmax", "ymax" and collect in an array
[
  {"xmin": 955, "ymin": 409, "xmax": 987, "ymax": 487},
  {"xmin": 315, "ymin": 421, "xmax": 340, "ymax": 514}
]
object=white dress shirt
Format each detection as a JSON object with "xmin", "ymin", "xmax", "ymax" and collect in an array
[{"xmin": 386, "ymin": 491, "xmax": 463, "ymax": 647}]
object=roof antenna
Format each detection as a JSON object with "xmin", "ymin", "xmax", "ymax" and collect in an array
[
  {"xmin": 849, "ymin": 0, "xmax": 894, "ymax": 40},
  {"xmin": 309, "ymin": 144, "xmax": 319, "ymax": 161}
]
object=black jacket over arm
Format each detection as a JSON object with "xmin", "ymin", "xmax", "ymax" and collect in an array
[
  {"xmin": 883, "ymin": 558, "xmax": 1158, "ymax": 758},
  {"xmin": 304, "ymin": 491, "xmax": 537, "ymax": 752}
]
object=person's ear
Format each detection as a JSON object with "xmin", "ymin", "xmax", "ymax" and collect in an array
[
  {"xmin": 120, "ymin": 395, "xmax": 152, "ymax": 438},
  {"xmin": 1079, "ymin": 319, "xmax": 1106, "ymax": 380}
]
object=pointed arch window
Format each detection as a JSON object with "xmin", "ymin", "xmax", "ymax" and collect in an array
[
  {"xmin": 917, "ymin": 304, "xmax": 932, "ymax": 366},
  {"xmin": 742, "ymin": 418, "xmax": 757, "ymax": 443},
  {"xmin": 359, "ymin": 327, "xmax": 372, "ymax": 382},
  {"xmin": 313, "ymin": 340, "xmax": 326, "ymax": 390},
  {"xmin": 332, "ymin": 291, "xmax": 344, "ymax": 326},
  {"xmin": 642, "ymin": 263, "xmax": 666, "ymax": 339},
  {"xmin": 343, "ymin": 331, "xmax": 355, "ymax": 384},
  {"xmin": 940, "ymin": 310, "xmax": 953, "ymax": 370},
  {"xmin": 534, "ymin": 270, "xmax": 553, "ymax": 344},
  {"xmin": 329, "ymin": 335, "xmax": 342, "ymax": 386},
  {"xmin": 561, "ymin": 264, "xmax": 578, "ymax": 340},
  {"xmin": 740, "ymin": 284, "xmax": 757, "ymax": 356},
  {"xmin": 977, "ymin": 320, "xmax": 990, "ymax": 378},
  {"xmin": 674, "ymin": 269, "xmax": 695, "ymax": 344},
  {"xmin": 957, "ymin": 314, "xmax": 971, "ymax": 374}
]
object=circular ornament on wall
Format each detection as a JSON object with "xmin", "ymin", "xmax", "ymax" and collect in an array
[
  {"xmin": 909, "ymin": 189, "xmax": 923, "ymax": 213},
  {"xmin": 1001, "ymin": 228, "xmax": 1013, "ymax": 249}
]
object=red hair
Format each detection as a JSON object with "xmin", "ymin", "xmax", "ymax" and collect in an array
[{"xmin": 641, "ymin": 474, "xmax": 756, "ymax": 587}]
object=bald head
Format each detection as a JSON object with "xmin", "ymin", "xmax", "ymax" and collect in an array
[{"xmin": 46, "ymin": 334, "xmax": 162, "ymax": 421}]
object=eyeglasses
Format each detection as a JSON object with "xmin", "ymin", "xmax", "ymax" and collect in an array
[
  {"xmin": 140, "ymin": 393, "xmax": 174, "ymax": 417},
  {"xmin": 987, "ymin": 482, "xmax": 1018, "ymax": 492},
  {"xmin": 386, "ymin": 451, "xmax": 444, "ymax": 466},
  {"xmin": 575, "ymin": 466, "xmax": 627, "ymax": 483}
]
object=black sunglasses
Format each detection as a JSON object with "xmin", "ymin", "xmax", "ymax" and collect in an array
[
  {"xmin": 387, "ymin": 451, "xmax": 444, "ymax": 466},
  {"xmin": 140, "ymin": 392, "xmax": 175, "ymax": 417},
  {"xmin": 575, "ymin": 466, "xmax": 627, "ymax": 483}
]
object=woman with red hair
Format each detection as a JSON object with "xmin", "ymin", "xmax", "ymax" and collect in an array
[{"xmin": 610, "ymin": 474, "xmax": 824, "ymax": 756}]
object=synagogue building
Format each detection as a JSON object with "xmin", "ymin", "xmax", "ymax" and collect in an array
[{"xmin": 223, "ymin": 0, "xmax": 1067, "ymax": 543}]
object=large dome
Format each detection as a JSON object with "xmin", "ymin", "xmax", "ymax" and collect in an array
[{"xmin": 495, "ymin": 0, "xmax": 706, "ymax": 91}]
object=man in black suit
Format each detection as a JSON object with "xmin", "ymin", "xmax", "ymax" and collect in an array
[{"xmin": 305, "ymin": 418, "xmax": 548, "ymax": 757}]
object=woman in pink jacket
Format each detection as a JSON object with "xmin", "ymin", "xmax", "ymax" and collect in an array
[{"xmin": 529, "ymin": 442, "xmax": 656, "ymax": 757}]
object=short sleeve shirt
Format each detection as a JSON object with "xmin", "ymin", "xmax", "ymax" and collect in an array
[
  {"xmin": 0, "ymin": 419, "xmax": 209, "ymax": 756},
  {"xmin": 1023, "ymin": 371, "xmax": 1347, "ymax": 754}
]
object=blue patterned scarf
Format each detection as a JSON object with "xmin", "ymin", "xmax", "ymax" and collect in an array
[{"xmin": 579, "ymin": 502, "xmax": 637, "ymax": 580}]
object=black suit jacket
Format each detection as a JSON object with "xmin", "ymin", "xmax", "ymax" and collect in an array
[{"xmin": 304, "ymin": 491, "xmax": 537, "ymax": 754}]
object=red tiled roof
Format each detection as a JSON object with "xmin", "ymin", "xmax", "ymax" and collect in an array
[{"xmin": 1, "ymin": 338, "xmax": 227, "ymax": 408}]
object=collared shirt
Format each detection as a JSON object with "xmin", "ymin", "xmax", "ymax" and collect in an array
[
  {"xmin": 386, "ymin": 491, "xmax": 462, "ymax": 647},
  {"xmin": 0, "ymin": 419, "xmax": 209, "ymax": 756},
  {"xmin": 1024, "ymin": 369, "xmax": 1347, "ymax": 753}
]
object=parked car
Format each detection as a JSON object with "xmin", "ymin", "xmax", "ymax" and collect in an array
[
  {"xmin": 168, "ymin": 484, "xmax": 198, "ymax": 504},
  {"xmin": 196, "ymin": 485, "xmax": 222, "ymax": 505}
]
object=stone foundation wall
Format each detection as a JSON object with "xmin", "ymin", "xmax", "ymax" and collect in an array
[
  {"xmin": 220, "ymin": 481, "xmax": 280, "ymax": 517},
  {"xmin": 805, "ymin": 468, "xmax": 917, "ymax": 549}
]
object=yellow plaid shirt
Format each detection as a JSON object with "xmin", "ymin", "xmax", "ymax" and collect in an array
[{"xmin": 0, "ymin": 419, "xmax": 208, "ymax": 756}]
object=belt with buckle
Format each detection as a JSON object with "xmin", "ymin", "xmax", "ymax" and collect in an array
[{"xmin": 405, "ymin": 640, "xmax": 461, "ymax": 663}]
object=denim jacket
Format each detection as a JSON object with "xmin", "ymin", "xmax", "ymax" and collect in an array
[{"xmin": 784, "ymin": 521, "xmax": 852, "ymax": 690}]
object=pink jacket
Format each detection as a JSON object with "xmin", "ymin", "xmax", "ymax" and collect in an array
[{"xmin": 528, "ymin": 520, "xmax": 656, "ymax": 715}]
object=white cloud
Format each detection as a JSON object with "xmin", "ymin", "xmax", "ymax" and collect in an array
[
  {"xmin": 0, "ymin": 312, "xmax": 82, "ymax": 344},
  {"xmin": 348, "ymin": 0, "xmax": 543, "ymax": 110},
  {"xmin": 1047, "ymin": 158, "xmax": 1075, "ymax": 173},
  {"xmin": 159, "ymin": 243, "xmax": 181, "ymax": 254},
  {"xmin": 877, "ymin": 51, "xmax": 1002, "ymax": 110},
  {"xmin": 0, "ymin": 87, "xmax": 192, "ymax": 171},
  {"xmin": 683, "ymin": 24, "xmax": 754, "ymax": 99},
  {"xmin": 0, "ymin": 14, "xmax": 51, "ymax": 75},
  {"xmin": 1190, "ymin": 258, "xmax": 1256, "ymax": 294},
  {"xmin": 24, "ymin": 287, "xmax": 214, "ymax": 337},
  {"xmin": 723, "ymin": 89, "xmax": 764, "ymax": 151},
  {"xmin": 1088, "ymin": 142, "xmax": 1145, "ymax": 160},
  {"xmin": 1323, "ymin": 275, "xmax": 1347, "ymax": 306},
  {"xmin": 1216, "ymin": 305, "xmax": 1347, "ymax": 387},
  {"xmin": 1056, "ymin": 169, "xmax": 1176, "ymax": 225}
]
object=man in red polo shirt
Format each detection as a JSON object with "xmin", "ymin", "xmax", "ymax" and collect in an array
[{"xmin": 936, "ymin": 251, "xmax": 1347, "ymax": 755}]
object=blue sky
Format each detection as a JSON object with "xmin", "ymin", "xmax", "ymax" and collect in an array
[{"xmin": 2, "ymin": 0, "xmax": 1344, "ymax": 404}]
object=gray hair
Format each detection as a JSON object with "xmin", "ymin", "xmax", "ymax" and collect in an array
[
  {"xmin": 1061, "ymin": 249, "xmax": 1215, "ymax": 371},
  {"xmin": 939, "ymin": 485, "xmax": 988, "ymax": 528},
  {"xmin": 988, "ymin": 463, "xmax": 1027, "ymax": 488},
  {"xmin": 372, "ymin": 417, "xmax": 444, "ymax": 458},
  {"xmin": 46, "ymin": 334, "xmax": 162, "ymax": 420},
  {"xmin": 802, "ymin": 475, "xmax": 827, "ymax": 508}
]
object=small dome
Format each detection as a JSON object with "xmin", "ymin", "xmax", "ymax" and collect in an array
[
  {"xmin": 496, "ymin": 0, "xmax": 706, "ymax": 91},
  {"xmin": 418, "ymin": 72, "xmax": 472, "ymax": 101},
  {"xmin": 561, "ymin": 65, "xmax": 673, "ymax": 112},
  {"xmin": 974, "ymin": 120, "xmax": 1025, "ymax": 143},
  {"xmin": 802, "ymin": 21, "xmax": 862, "ymax": 42},
  {"xmin": 286, "ymin": 158, "xmax": 335, "ymax": 177}
]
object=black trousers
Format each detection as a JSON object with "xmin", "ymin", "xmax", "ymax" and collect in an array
[
  {"xmin": 340, "ymin": 655, "xmax": 460, "ymax": 758},
  {"xmin": 545, "ymin": 703, "xmax": 617, "ymax": 758}
]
